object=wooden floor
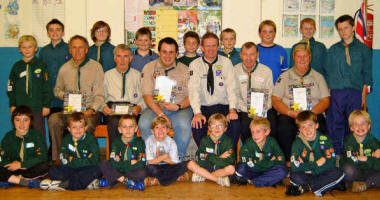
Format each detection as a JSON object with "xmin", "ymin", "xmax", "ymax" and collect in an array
[{"xmin": 2, "ymin": 181, "xmax": 380, "ymax": 200}]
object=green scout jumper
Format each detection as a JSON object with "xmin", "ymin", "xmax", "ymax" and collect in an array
[
  {"xmin": 59, "ymin": 133, "xmax": 100, "ymax": 168},
  {"xmin": 0, "ymin": 129, "xmax": 47, "ymax": 168},
  {"xmin": 7, "ymin": 57, "xmax": 53, "ymax": 111},
  {"xmin": 240, "ymin": 136, "xmax": 285, "ymax": 172},
  {"xmin": 177, "ymin": 55, "xmax": 200, "ymax": 67},
  {"xmin": 218, "ymin": 48, "xmax": 242, "ymax": 66},
  {"xmin": 196, "ymin": 134, "xmax": 235, "ymax": 170},
  {"xmin": 290, "ymin": 132, "xmax": 336, "ymax": 175},
  {"xmin": 88, "ymin": 41, "xmax": 116, "ymax": 72},
  {"xmin": 340, "ymin": 133, "xmax": 380, "ymax": 170},
  {"xmin": 289, "ymin": 37, "xmax": 327, "ymax": 76},
  {"xmin": 110, "ymin": 135, "xmax": 146, "ymax": 173}
]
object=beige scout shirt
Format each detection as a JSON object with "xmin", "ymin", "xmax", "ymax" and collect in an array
[
  {"xmin": 272, "ymin": 67, "xmax": 329, "ymax": 109},
  {"xmin": 188, "ymin": 55, "xmax": 238, "ymax": 114},
  {"xmin": 54, "ymin": 58, "xmax": 105, "ymax": 111},
  {"xmin": 141, "ymin": 59, "xmax": 189, "ymax": 104},
  {"xmin": 104, "ymin": 67, "xmax": 146, "ymax": 110},
  {"xmin": 234, "ymin": 62, "xmax": 274, "ymax": 112}
]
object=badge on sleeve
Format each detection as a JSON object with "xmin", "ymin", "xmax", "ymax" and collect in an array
[
  {"xmin": 247, "ymin": 160, "xmax": 254, "ymax": 167},
  {"xmin": 241, "ymin": 157, "xmax": 246, "ymax": 162},
  {"xmin": 68, "ymin": 144, "xmax": 75, "ymax": 152},
  {"xmin": 347, "ymin": 151, "xmax": 352, "ymax": 157}
]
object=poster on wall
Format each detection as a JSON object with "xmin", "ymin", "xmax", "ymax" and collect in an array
[
  {"xmin": 301, "ymin": 0, "xmax": 316, "ymax": 13},
  {"xmin": 198, "ymin": 10, "xmax": 221, "ymax": 37},
  {"xmin": 31, "ymin": 0, "xmax": 65, "ymax": 46},
  {"xmin": 178, "ymin": 9, "xmax": 197, "ymax": 56},
  {"xmin": 173, "ymin": 0, "xmax": 197, "ymax": 7},
  {"xmin": 1, "ymin": 0, "xmax": 21, "ymax": 46},
  {"xmin": 198, "ymin": 0, "xmax": 222, "ymax": 10},
  {"xmin": 284, "ymin": 0, "xmax": 299, "ymax": 12},
  {"xmin": 149, "ymin": 0, "xmax": 173, "ymax": 9},
  {"xmin": 320, "ymin": 0, "xmax": 335, "ymax": 13},
  {"xmin": 143, "ymin": 10, "xmax": 157, "ymax": 49},
  {"xmin": 155, "ymin": 9, "xmax": 178, "ymax": 52},
  {"xmin": 125, "ymin": 0, "xmax": 149, "ymax": 48},
  {"xmin": 283, "ymin": 14, "xmax": 298, "ymax": 37},
  {"xmin": 301, "ymin": 14, "xmax": 315, "ymax": 21},
  {"xmin": 320, "ymin": 15, "xmax": 334, "ymax": 38}
]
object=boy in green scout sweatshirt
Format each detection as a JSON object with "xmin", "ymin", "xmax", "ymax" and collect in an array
[
  {"xmin": 0, "ymin": 105, "xmax": 48, "ymax": 188},
  {"xmin": 230, "ymin": 118, "xmax": 287, "ymax": 187},
  {"xmin": 99, "ymin": 115, "xmax": 146, "ymax": 190},
  {"xmin": 187, "ymin": 113, "xmax": 235, "ymax": 187},
  {"xmin": 177, "ymin": 31, "xmax": 200, "ymax": 67},
  {"xmin": 341, "ymin": 110, "xmax": 380, "ymax": 192},
  {"xmin": 218, "ymin": 28, "xmax": 241, "ymax": 66},
  {"xmin": 286, "ymin": 111, "xmax": 345, "ymax": 196},
  {"xmin": 7, "ymin": 35, "xmax": 53, "ymax": 141},
  {"xmin": 40, "ymin": 112, "xmax": 101, "ymax": 191}
]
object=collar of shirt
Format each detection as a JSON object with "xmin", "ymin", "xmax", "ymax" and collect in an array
[
  {"xmin": 202, "ymin": 55, "xmax": 219, "ymax": 66},
  {"xmin": 134, "ymin": 49, "xmax": 154, "ymax": 57},
  {"xmin": 72, "ymin": 132, "xmax": 87, "ymax": 143},
  {"xmin": 49, "ymin": 39, "xmax": 65, "ymax": 49},
  {"xmin": 292, "ymin": 65, "xmax": 312, "ymax": 78},
  {"xmin": 74, "ymin": 56, "xmax": 90, "ymax": 68},
  {"xmin": 243, "ymin": 61, "xmax": 259, "ymax": 74}
]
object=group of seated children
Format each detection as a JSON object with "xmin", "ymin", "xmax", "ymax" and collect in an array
[{"xmin": 1, "ymin": 105, "xmax": 379, "ymax": 196}]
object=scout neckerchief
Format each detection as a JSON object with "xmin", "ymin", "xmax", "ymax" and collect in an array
[
  {"xmin": 121, "ymin": 135, "xmax": 135, "ymax": 161},
  {"xmin": 209, "ymin": 134, "xmax": 224, "ymax": 156},
  {"xmin": 75, "ymin": 57, "xmax": 90, "ymax": 91},
  {"xmin": 164, "ymin": 66, "xmax": 175, "ymax": 76},
  {"xmin": 298, "ymin": 132, "xmax": 319, "ymax": 162},
  {"xmin": 24, "ymin": 58, "xmax": 36, "ymax": 95},
  {"xmin": 293, "ymin": 65, "xmax": 311, "ymax": 86},
  {"xmin": 353, "ymin": 134, "xmax": 370, "ymax": 157},
  {"xmin": 299, "ymin": 37, "xmax": 313, "ymax": 50},
  {"xmin": 342, "ymin": 41, "xmax": 352, "ymax": 66},
  {"xmin": 15, "ymin": 130, "xmax": 28, "ymax": 162},
  {"xmin": 256, "ymin": 138, "xmax": 266, "ymax": 161},
  {"xmin": 202, "ymin": 56, "xmax": 218, "ymax": 95},
  {"xmin": 243, "ymin": 61, "xmax": 259, "ymax": 91},
  {"xmin": 222, "ymin": 48, "xmax": 236, "ymax": 58},
  {"xmin": 117, "ymin": 67, "xmax": 131, "ymax": 98},
  {"xmin": 73, "ymin": 133, "xmax": 87, "ymax": 158}
]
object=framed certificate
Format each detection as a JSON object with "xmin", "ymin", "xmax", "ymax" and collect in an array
[
  {"xmin": 289, "ymin": 86, "xmax": 312, "ymax": 111},
  {"xmin": 108, "ymin": 101, "xmax": 135, "ymax": 115},
  {"xmin": 247, "ymin": 88, "xmax": 269, "ymax": 118},
  {"xmin": 154, "ymin": 76, "xmax": 177, "ymax": 103},
  {"xmin": 63, "ymin": 91, "xmax": 84, "ymax": 114}
]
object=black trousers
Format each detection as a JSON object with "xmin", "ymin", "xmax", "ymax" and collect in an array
[
  {"xmin": 0, "ymin": 162, "xmax": 49, "ymax": 182},
  {"xmin": 99, "ymin": 160, "xmax": 146, "ymax": 185},
  {"xmin": 145, "ymin": 162, "xmax": 188, "ymax": 186},
  {"xmin": 341, "ymin": 163, "xmax": 380, "ymax": 188},
  {"xmin": 49, "ymin": 165, "xmax": 102, "ymax": 190}
]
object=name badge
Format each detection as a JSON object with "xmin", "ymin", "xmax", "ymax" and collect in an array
[
  {"xmin": 255, "ymin": 76, "xmax": 264, "ymax": 82},
  {"xmin": 26, "ymin": 142, "xmax": 34, "ymax": 148},
  {"xmin": 206, "ymin": 147, "xmax": 214, "ymax": 153},
  {"xmin": 19, "ymin": 71, "xmax": 26, "ymax": 78},
  {"xmin": 68, "ymin": 144, "xmax": 76, "ymax": 152}
]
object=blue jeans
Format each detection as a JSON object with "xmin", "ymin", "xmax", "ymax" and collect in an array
[
  {"xmin": 235, "ymin": 163, "xmax": 288, "ymax": 187},
  {"xmin": 138, "ymin": 107, "xmax": 193, "ymax": 160}
]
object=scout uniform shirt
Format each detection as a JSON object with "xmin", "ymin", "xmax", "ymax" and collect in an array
[
  {"xmin": 289, "ymin": 37, "xmax": 327, "ymax": 76},
  {"xmin": 88, "ymin": 41, "xmax": 116, "ymax": 72},
  {"xmin": 39, "ymin": 40, "xmax": 71, "ymax": 108},
  {"xmin": 240, "ymin": 136, "xmax": 284, "ymax": 172},
  {"xmin": 110, "ymin": 135, "xmax": 146, "ymax": 173},
  {"xmin": 59, "ymin": 132, "xmax": 100, "ymax": 168},
  {"xmin": 234, "ymin": 62, "xmax": 273, "ymax": 113},
  {"xmin": 341, "ymin": 133, "xmax": 380, "ymax": 170},
  {"xmin": 218, "ymin": 48, "xmax": 242, "ymax": 66},
  {"xmin": 0, "ymin": 129, "xmax": 47, "ymax": 168},
  {"xmin": 196, "ymin": 134, "xmax": 235, "ymax": 170},
  {"xmin": 325, "ymin": 38, "xmax": 372, "ymax": 91},
  {"xmin": 188, "ymin": 55, "xmax": 238, "ymax": 114},
  {"xmin": 54, "ymin": 58, "xmax": 105, "ymax": 111},
  {"xmin": 177, "ymin": 55, "xmax": 200, "ymax": 67},
  {"xmin": 104, "ymin": 67, "xmax": 146, "ymax": 110},
  {"xmin": 145, "ymin": 135, "xmax": 180, "ymax": 164},
  {"xmin": 141, "ymin": 59, "xmax": 189, "ymax": 105},
  {"xmin": 131, "ymin": 49, "xmax": 159, "ymax": 72},
  {"xmin": 290, "ymin": 132, "xmax": 336, "ymax": 175},
  {"xmin": 7, "ymin": 57, "xmax": 53, "ymax": 111},
  {"xmin": 272, "ymin": 67, "xmax": 329, "ymax": 111}
]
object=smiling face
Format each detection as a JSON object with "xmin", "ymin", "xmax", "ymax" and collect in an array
[
  {"xmin": 69, "ymin": 38, "xmax": 88, "ymax": 64},
  {"xmin": 221, "ymin": 32, "xmax": 236, "ymax": 51},
  {"xmin": 151, "ymin": 123, "xmax": 169, "ymax": 142},
  {"xmin": 136, "ymin": 34, "xmax": 152, "ymax": 52},
  {"xmin": 294, "ymin": 49, "xmax": 311, "ymax": 73},
  {"xmin": 20, "ymin": 41, "xmax": 37, "ymax": 61},
  {"xmin": 159, "ymin": 42, "xmax": 177, "ymax": 68},
  {"xmin": 259, "ymin": 25, "xmax": 276, "ymax": 46},
  {"xmin": 118, "ymin": 119, "xmax": 138, "ymax": 139},
  {"xmin": 209, "ymin": 120, "xmax": 227, "ymax": 140},
  {"xmin": 240, "ymin": 46, "xmax": 258, "ymax": 70},
  {"xmin": 68, "ymin": 120, "xmax": 88, "ymax": 141},
  {"xmin": 300, "ymin": 23, "xmax": 316, "ymax": 40},
  {"xmin": 350, "ymin": 116, "xmax": 371, "ymax": 138},
  {"xmin": 299, "ymin": 120, "xmax": 319, "ymax": 141},
  {"xmin": 201, "ymin": 37, "xmax": 219, "ymax": 61},
  {"xmin": 14, "ymin": 115, "xmax": 31, "ymax": 136},
  {"xmin": 250, "ymin": 124, "xmax": 270, "ymax": 145},
  {"xmin": 114, "ymin": 48, "xmax": 132, "ymax": 72},
  {"xmin": 184, "ymin": 37, "xmax": 199, "ymax": 54}
]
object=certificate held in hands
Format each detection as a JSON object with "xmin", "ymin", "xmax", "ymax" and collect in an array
[
  {"xmin": 107, "ymin": 101, "xmax": 134, "ymax": 115},
  {"xmin": 64, "ymin": 91, "xmax": 84, "ymax": 114},
  {"xmin": 247, "ymin": 88, "xmax": 269, "ymax": 118},
  {"xmin": 291, "ymin": 87, "xmax": 308, "ymax": 111},
  {"xmin": 154, "ymin": 76, "xmax": 177, "ymax": 103}
]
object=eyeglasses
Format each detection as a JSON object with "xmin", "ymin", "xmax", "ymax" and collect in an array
[
  {"xmin": 210, "ymin": 124, "xmax": 224, "ymax": 129},
  {"xmin": 96, "ymin": 29, "xmax": 108, "ymax": 33}
]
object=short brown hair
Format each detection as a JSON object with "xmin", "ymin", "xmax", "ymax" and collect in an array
[
  {"xmin": 250, "ymin": 118, "xmax": 270, "ymax": 131},
  {"xmin": 259, "ymin": 20, "xmax": 277, "ymax": 33},
  {"xmin": 241, "ymin": 42, "xmax": 258, "ymax": 53},
  {"xmin": 150, "ymin": 116, "xmax": 170, "ymax": 129},
  {"xmin": 208, "ymin": 113, "xmax": 227, "ymax": 128},
  {"xmin": 46, "ymin": 18, "xmax": 65, "ymax": 32},
  {"xmin": 201, "ymin": 32, "xmax": 219, "ymax": 46},
  {"xmin": 118, "ymin": 114, "xmax": 137, "ymax": 127},
  {"xmin": 292, "ymin": 44, "xmax": 311, "ymax": 59},
  {"xmin": 300, "ymin": 18, "xmax": 316, "ymax": 29},
  {"xmin": 69, "ymin": 35, "xmax": 89, "ymax": 48},
  {"xmin": 12, "ymin": 105, "xmax": 33, "ymax": 127},
  {"xmin": 295, "ymin": 111, "xmax": 317, "ymax": 128},
  {"xmin": 91, "ymin": 21, "xmax": 111, "ymax": 42},
  {"xmin": 67, "ymin": 112, "xmax": 87, "ymax": 126},
  {"xmin": 348, "ymin": 110, "xmax": 371, "ymax": 127},
  {"xmin": 183, "ymin": 31, "xmax": 200, "ymax": 45},
  {"xmin": 220, "ymin": 28, "xmax": 236, "ymax": 40},
  {"xmin": 18, "ymin": 35, "xmax": 37, "ymax": 48},
  {"xmin": 136, "ymin": 27, "xmax": 152, "ymax": 40},
  {"xmin": 335, "ymin": 15, "xmax": 354, "ymax": 29}
]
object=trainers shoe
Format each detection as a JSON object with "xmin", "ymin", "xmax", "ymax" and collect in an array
[
  {"xmin": 177, "ymin": 172, "xmax": 189, "ymax": 182},
  {"xmin": 99, "ymin": 178, "xmax": 109, "ymax": 187},
  {"xmin": 126, "ymin": 180, "xmax": 145, "ymax": 191},
  {"xmin": 334, "ymin": 181, "xmax": 347, "ymax": 191},
  {"xmin": 191, "ymin": 173, "xmax": 205, "ymax": 182},
  {"xmin": 352, "ymin": 181, "xmax": 367, "ymax": 193},
  {"xmin": 27, "ymin": 179, "xmax": 41, "ymax": 188},
  {"xmin": 0, "ymin": 182, "xmax": 15, "ymax": 188},
  {"xmin": 87, "ymin": 179, "xmax": 100, "ymax": 190},
  {"xmin": 217, "ymin": 176, "xmax": 230, "ymax": 187},
  {"xmin": 230, "ymin": 174, "xmax": 248, "ymax": 185},
  {"xmin": 144, "ymin": 177, "xmax": 159, "ymax": 187},
  {"xmin": 40, "ymin": 179, "xmax": 65, "ymax": 191},
  {"xmin": 285, "ymin": 185, "xmax": 302, "ymax": 196}
]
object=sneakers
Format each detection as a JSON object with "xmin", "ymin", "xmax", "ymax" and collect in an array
[
  {"xmin": 27, "ymin": 179, "xmax": 41, "ymax": 188},
  {"xmin": 334, "ymin": 181, "xmax": 347, "ymax": 191},
  {"xmin": 99, "ymin": 178, "xmax": 109, "ymax": 187},
  {"xmin": 230, "ymin": 174, "xmax": 248, "ymax": 185},
  {"xmin": 352, "ymin": 181, "xmax": 367, "ymax": 193},
  {"xmin": 217, "ymin": 176, "xmax": 230, "ymax": 187},
  {"xmin": 144, "ymin": 177, "xmax": 159, "ymax": 187},
  {"xmin": 0, "ymin": 182, "xmax": 15, "ymax": 189},
  {"xmin": 125, "ymin": 180, "xmax": 145, "ymax": 191},
  {"xmin": 191, "ymin": 173, "xmax": 205, "ymax": 182},
  {"xmin": 285, "ymin": 185, "xmax": 309, "ymax": 196},
  {"xmin": 177, "ymin": 172, "xmax": 190, "ymax": 182},
  {"xmin": 87, "ymin": 179, "xmax": 100, "ymax": 190},
  {"xmin": 40, "ymin": 179, "xmax": 65, "ymax": 191}
]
